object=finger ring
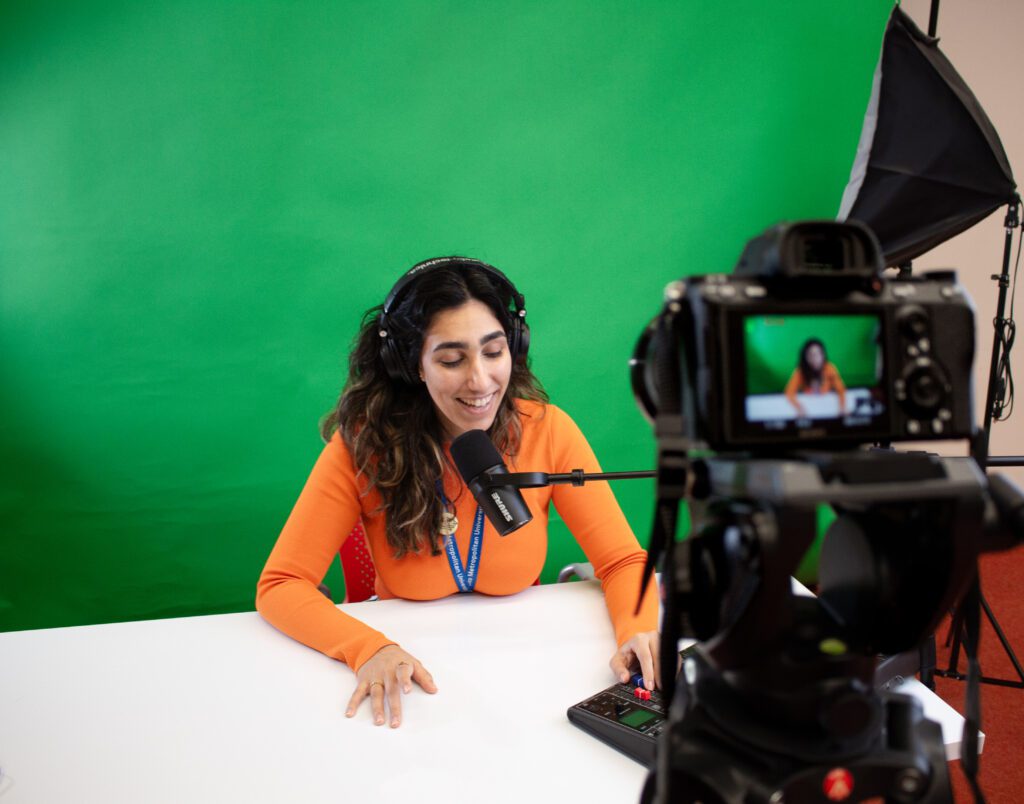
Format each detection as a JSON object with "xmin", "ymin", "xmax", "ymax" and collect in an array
[{"xmin": 369, "ymin": 680, "xmax": 384, "ymax": 689}]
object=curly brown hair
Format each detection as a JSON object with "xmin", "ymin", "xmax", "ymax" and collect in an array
[{"xmin": 320, "ymin": 261, "xmax": 547, "ymax": 558}]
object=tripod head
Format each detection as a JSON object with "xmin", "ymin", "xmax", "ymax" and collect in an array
[{"xmin": 643, "ymin": 450, "xmax": 1024, "ymax": 803}]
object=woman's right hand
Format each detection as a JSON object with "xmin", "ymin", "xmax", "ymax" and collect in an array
[{"xmin": 345, "ymin": 644, "xmax": 438, "ymax": 728}]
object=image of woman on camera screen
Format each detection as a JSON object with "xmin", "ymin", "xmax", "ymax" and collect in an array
[
  {"xmin": 256, "ymin": 257, "xmax": 660, "ymax": 730},
  {"xmin": 784, "ymin": 338, "xmax": 847, "ymax": 418}
]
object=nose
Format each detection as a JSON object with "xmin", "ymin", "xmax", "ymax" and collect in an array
[{"xmin": 465, "ymin": 354, "xmax": 489, "ymax": 391}]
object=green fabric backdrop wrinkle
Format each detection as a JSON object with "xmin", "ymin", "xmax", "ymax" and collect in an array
[{"xmin": 0, "ymin": 0, "xmax": 892, "ymax": 631}]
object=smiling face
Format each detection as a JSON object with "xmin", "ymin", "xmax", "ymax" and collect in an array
[{"xmin": 419, "ymin": 298, "xmax": 513, "ymax": 439}]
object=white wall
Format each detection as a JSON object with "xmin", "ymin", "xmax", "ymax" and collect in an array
[{"xmin": 895, "ymin": 1, "xmax": 1024, "ymax": 488}]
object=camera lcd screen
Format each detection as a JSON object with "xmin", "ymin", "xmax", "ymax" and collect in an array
[{"xmin": 740, "ymin": 313, "xmax": 886, "ymax": 438}]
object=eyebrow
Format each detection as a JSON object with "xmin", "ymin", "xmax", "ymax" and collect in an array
[{"xmin": 431, "ymin": 330, "xmax": 507, "ymax": 353}]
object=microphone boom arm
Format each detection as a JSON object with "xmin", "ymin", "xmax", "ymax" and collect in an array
[{"xmin": 478, "ymin": 470, "xmax": 656, "ymax": 488}]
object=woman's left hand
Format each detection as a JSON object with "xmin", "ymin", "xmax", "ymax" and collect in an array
[{"xmin": 609, "ymin": 630, "xmax": 661, "ymax": 691}]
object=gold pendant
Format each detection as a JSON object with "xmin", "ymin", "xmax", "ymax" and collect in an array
[{"xmin": 439, "ymin": 511, "xmax": 459, "ymax": 537}]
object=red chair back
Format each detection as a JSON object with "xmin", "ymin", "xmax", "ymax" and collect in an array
[{"xmin": 338, "ymin": 520, "xmax": 377, "ymax": 603}]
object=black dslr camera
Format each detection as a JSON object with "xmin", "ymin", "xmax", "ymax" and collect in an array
[
  {"xmin": 632, "ymin": 220, "xmax": 975, "ymax": 451},
  {"xmin": 632, "ymin": 221, "xmax": 1023, "ymax": 804}
]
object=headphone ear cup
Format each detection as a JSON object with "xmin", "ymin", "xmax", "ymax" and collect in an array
[
  {"xmin": 379, "ymin": 335, "xmax": 398, "ymax": 381},
  {"xmin": 513, "ymin": 319, "xmax": 529, "ymax": 363},
  {"xmin": 379, "ymin": 317, "xmax": 417, "ymax": 385}
]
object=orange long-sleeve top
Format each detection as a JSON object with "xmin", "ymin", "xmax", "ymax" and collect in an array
[
  {"xmin": 256, "ymin": 400, "xmax": 659, "ymax": 671},
  {"xmin": 784, "ymin": 362, "xmax": 847, "ymax": 405}
]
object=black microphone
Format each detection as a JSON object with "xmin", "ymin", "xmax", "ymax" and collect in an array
[{"xmin": 450, "ymin": 429, "xmax": 533, "ymax": 536}]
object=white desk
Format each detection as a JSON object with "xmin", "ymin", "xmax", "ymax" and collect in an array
[
  {"xmin": 0, "ymin": 582, "xmax": 973, "ymax": 804},
  {"xmin": 745, "ymin": 387, "xmax": 877, "ymax": 421}
]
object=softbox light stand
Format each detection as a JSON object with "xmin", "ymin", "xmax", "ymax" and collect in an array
[
  {"xmin": 978, "ymin": 197, "xmax": 1021, "ymax": 467},
  {"xmin": 940, "ymin": 195, "xmax": 1024, "ymax": 691}
]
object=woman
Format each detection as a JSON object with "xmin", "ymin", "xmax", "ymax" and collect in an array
[
  {"xmin": 784, "ymin": 337, "xmax": 847, "ymax": 418},
  {"xmin": 256, "ymin": 257, "xmax": 660, "ymax": 728}
]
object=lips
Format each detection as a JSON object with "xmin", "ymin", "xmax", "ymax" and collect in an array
[{"xmin": 456, "ymin": 392, "xmax": 497, "ymax": 412}]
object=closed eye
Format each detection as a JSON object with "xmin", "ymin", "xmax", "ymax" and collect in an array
[{"xmin": 439, "ymin": 349, "xmax": 504, "ymax": 368}]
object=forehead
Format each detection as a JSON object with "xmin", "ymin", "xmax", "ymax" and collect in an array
[{"xmin": 423, "ymin": 299, "xmax": 505, "ymax": 341}]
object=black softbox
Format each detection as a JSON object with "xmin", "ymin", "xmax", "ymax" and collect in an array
[{"xmin": 838, "ymin": 6, "xmax": 1016, "ymax": 267}]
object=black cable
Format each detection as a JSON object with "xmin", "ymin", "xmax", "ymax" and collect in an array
[{"xmin": 992, "ymin": 225, "xmax": 1021, "ymax": 422}]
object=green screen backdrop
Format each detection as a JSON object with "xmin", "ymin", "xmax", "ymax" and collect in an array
[{"xmin": 0, "ymin": 0, "xmax": 892, "ymax": 632}]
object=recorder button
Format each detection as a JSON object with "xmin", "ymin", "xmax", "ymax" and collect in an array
[
  {"xmin": 907, "ymin": 420, "xmax": 922, "ymax": 435},
  {"xmin": 932, "ymin": 419, "xmax": 945, "ymax": 434}
]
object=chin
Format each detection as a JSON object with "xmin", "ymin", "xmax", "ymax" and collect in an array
[{"xmin": 455, "ymin": 414, "xmax": 498, "ymax": 435}]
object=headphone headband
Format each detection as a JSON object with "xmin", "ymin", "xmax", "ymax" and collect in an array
[{"xmin": 382, "ymin": 257, "xmax": 524, "ymax": 317}]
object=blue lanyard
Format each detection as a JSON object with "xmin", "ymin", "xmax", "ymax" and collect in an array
[
  {"xmin": 437, "ymin": 483, "xmax": 485, "ymax": 593},
  {"xmin": 443, "ymin": 506, "xmax": 485, "ymax": 592}
]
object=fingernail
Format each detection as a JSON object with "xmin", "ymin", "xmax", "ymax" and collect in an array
[
  {"xmin": 345, "ymin": 710, "xmax": 352, "ymax": 717},
  {"xmin": 404, "ymin": 685, "xmax": 412, "ymax": 693},
  {"xmin": 375, "ymin": 716, "xmax": 384, "ymax": 725},
  {"xmin": 391, "ymin": 719, "xmax": 399, "ymax": 728}
]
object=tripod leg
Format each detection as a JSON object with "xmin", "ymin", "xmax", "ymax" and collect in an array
[
  {"xmin": 980, "ymin": 593, "xmax": 1024, "ymax": 686},
  {"xmin": 919, "ymin": 634, "xmax": 937, "ymax": 691},
  {"xmin": 945, "ymin": 605, "xmax": 966, "ymax": 676},
  {"xmin": 943, "ymin": 607, "xmax": 957, "ymax": 647}
]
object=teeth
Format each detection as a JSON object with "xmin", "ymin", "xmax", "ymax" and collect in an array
[{"xmin": 459, "ymin": 394, "xmax": 494, "ymax": 409}]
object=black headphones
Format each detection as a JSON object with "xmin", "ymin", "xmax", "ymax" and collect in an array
[{"xmin": 378, "ymin": 256, "xmax": 530, "ymax": 385}]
